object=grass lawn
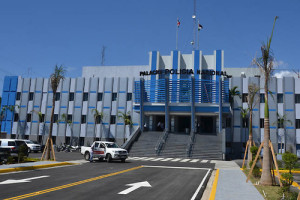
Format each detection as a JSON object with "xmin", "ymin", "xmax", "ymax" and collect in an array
[{"xmin": 243, "ymin": 168, "xmax": 298, "ymax": 200}]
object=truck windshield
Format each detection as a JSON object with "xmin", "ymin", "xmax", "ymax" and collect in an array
[{"xmin": 106, "ymin": 143, "xmax": 119, "ymax": 148}]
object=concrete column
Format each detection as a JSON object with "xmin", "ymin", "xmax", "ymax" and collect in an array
[
  {"xmin": 165, "ymin": 77, "xmax": 170, "ymax": 132},
  {"xmin": 140, "ymin": 78, "xmax": 144, "ymax": 133},
  {"xmin": 191, "ymin": 77, "xmax": 195, "ymax": 133},
  {"xmin": 171, "ymin": 116, "xmax": 175, "ymax": 132}
]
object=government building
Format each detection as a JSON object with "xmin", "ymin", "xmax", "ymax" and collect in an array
[{"xmin": 1, "ymin": 50, "xmax": 300, "ymax": 159}]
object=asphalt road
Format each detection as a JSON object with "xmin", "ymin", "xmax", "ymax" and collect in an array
[{"xmin": 0, "ymin": 152, "xmax": 214, "ymax": 200}]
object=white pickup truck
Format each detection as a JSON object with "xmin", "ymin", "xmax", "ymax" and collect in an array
[{"xmin": 81, "ymin": 141, "xmax": 128, "ymax": 162}]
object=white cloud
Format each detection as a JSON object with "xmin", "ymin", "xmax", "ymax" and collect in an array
[
  {"xmin": 273, "ymin": 70, "xmax": 294, "ymax": 78},
  {"xmin": 273, "ymin": 60, "xmax": 289, "ymax": 69}
]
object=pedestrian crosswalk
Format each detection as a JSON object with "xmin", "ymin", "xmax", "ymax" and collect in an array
[{"xmin": 127, "ymin": 157, "xmax": 211, "ymax": 163}]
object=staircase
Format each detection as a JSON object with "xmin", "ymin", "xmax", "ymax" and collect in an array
[
  {"xmin": 191, "ymin": 134, "xmax": 223, "ymax": 160},
  {"xmin": 128, "ymin": 131, "xmax": 162, "ymax": 157},
  {"xmin": 159, "ymin": 133, "xmax": 190, "ymax": 158}
]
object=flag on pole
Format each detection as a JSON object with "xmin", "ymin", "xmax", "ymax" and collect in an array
[
  {"xmin": 177, "ymin": 19, "xmax": 180, "ymax": 27},
  {"xmin": 198, "ymin": 24, "xmax": 203, "ymax": 31}
]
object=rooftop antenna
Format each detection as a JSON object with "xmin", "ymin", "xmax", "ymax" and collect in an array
[{"xmin": 101, "ymin": 46, "xmax": 106, "ymax": 66}]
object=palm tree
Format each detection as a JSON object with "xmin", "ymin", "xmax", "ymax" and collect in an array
[
  {"xmin": 246, "ymin": 83, "xmax": 260, "ymax": 166},
  {"xmin": 91, "ymin": 109, "xmax": 103, "ymax": 140},
  {"xmin": 118, "ymin": 111, "xmax": 133, "ymax": 142},
  {"xmin": 59, "ymin": 113, "xmax": 73, "ymax": 145},
  {"xmin": 229, "ymin": 86, "xmax": 241, "ymax": 149},
  {"xmin": 240, "ymin": 107, "xmax": 249, "ymax": 145},
  {"xmin": 276, "ymin": 113, "xmax": 292, "ymax": 154},
  {"xmin": 252, "ymin": 16, "xmax": 278, "ymax": 186},
  {"xmin": 46, "ymin": 65, "xmax": 66, "ymax": 160}
]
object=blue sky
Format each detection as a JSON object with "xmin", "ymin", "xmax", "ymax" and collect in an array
[{"xmin": 0, "ymin": 0, "xmax": 299, "ymax": 92}]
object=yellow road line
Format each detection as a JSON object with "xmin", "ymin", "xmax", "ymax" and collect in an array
[
  {"xmin": 209, "ymin": 169, "xmax": 219, "ymax": 200},
  {"xmin": 4, "ymin": 166, "xmax": 143, "ymax": 200}
]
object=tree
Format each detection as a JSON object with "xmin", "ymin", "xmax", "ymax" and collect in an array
[
  {"xmin": 91, "ymin": 109, "xmax": 103, "ymax": 140},
  {"xmin": 45, "ymin": 65, "xmax": 66, "ymax": 160},
  {"xmin": 246, "ymin": 84, "xmax": 260, "ymax": 166},
  {"xmin": 252, "ymin": 16, "xmax": 279, "ymax": 186},
  {"xmin": 240, "ymin": 107, "xmax": 249, "ymax": 144},
  {"xmin": 276, "ymin": 113, "xmax": 292, "ymax": 154},
  {"xmin": 118, "ymin": 111, "xmax": 133, "ymax": 142},
  {"xmin": 59, "ymin": 113, "xmax": 73, "ymax": 145}
]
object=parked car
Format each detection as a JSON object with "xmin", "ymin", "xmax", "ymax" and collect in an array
[
  {"xmin": 23, "ymin": 140, "xmax": 41, "ymax": 153},
  {"xmin": 81, "ymin": 141, "xmax": 128, "ymax": 162},
  {"xmin": 0, "ymin": 146, "xmax": 11, "ymax": 164},
  {"xmin": 0, "ymin": 139, "xmax": 29, "ymax": 157}
]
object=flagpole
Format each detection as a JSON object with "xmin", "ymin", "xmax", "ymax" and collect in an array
[
  {"xmin": 176, "ymin": 18, "xmax": 179, "ymax": 50},
  {"xmin": 197, "ymin": 19, "xmax": 200, "ymax": 50}
]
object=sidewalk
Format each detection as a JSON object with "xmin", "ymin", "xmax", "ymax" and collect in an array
[
  {"xmin": 0, "ymin": 161, "xmax": 76, "ymax": 174},
  {"xmin": 209, "ymin": 160, "xmax": 264, "ymax": 200}
]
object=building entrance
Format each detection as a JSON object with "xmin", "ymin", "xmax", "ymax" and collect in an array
[
  {"xmin": 174, "ymin": 116, "xmax": 191, "ymax": 133},
  {"xmin": 197, "ymin": 116, "xmax": 216, "ymax": 134},
  {"xmin": 153, "ymin": 115, "xmax": 165, "ymax": 131}
]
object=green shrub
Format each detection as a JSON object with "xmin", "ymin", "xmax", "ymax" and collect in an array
[
  {"xmin": 282, "ymin": 152, "xmax": 298, "ymax": 174},
  {"xmin": 250, "ymin": 146, "xmax": 258, "ymax": 157},
  {"xmin": 17, "ymin": 144, "xmax": 28, "ymax": 163},
  {"xmin": 248, "ymin": 146, "xmax": 261, "ymax": 178},
  {"xmin": 281, "ymin": 172, "xmax": 294, "ymax": 186}
]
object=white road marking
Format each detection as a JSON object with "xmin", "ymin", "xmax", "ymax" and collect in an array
[
  {"xmin": 118, "ymin": 181, "xmax": 152, "ymax": 195},
  {"xmin": 180, "ymin": 159, "xmax": 191, "ymax": 162},
  {"xmin": 0, "ymin": 175, "xmax": 50, "ymax": 185},
  {"xmin": 142, "ymin": 165, "xmax": 211, "ymax": 170},
  {"xmin": 170, "ymin": 158, "xmax": 181, "ymax": 162},
  {"xmin": 161, "ymin": 158, "xmax": 173, "ymax": 161},
  {"xmin": 201, "ymin": 160, "xmax": 208, "ymax": 163},
  {"xmin": 190, "ymin": 169, "xmax": 211, "ymax": 200},
  {"xmin": 190, "ymin": 159, "xmax": 200, "ymax": 163},
  {"xmin": 151, "ymin": 158, "xmax": 164, "ymax": 161},
  {"xmin": 143, "ymin": 157, "xmax": 156, "ymax": 161}
]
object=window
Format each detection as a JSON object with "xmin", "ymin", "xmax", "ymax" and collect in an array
[
  {"xmin": 81, "ymin": 115, "xmax": 86, "ymax": 124},
  {"xmin": 278, "ymin": 119, "xmax": 284, "ymax": 128},
  {"xmin": 54, "ymin": 114, "xmax": 58, "ymax": 123},
  {"xmin": 296, "ymin": 94, "xmax": 300, "ymax": 104},
  {"xmin": 127, "ymin": 93, "xmax": 132, "ymax": 101},
  {"xmin": 242, "ymin": 94, "xmax": 248, "ymax": 103},
  {"xmin": 242, "ymin": 118, "xmax": 248, "ymax": 128},
  {"xmin": 112, "ymin": 93, "xmax": 117, "ymax": 101},
  {"xmin": 296, "ymin": 119, "xmax": 300, "ymax": 129},
  {"xmin": 67, "ymin": 115, "xmax": 72, "ymax": 122},
  {"xmin": 29, "ymin": 92, "xmax": 34, "ymax": 101},
  {"xmin": 96, "ymin": 116, "xmax": 101, "ymax": 124},
  {"xmin": 110, "ymin": 115, "xmax": 116, "ymax": 124},
  {"xmin": 277, "ymin": 94, "xmax": 283, "ymax": 103},
  {"xmin": 226, "ymin": 118, "xmax": 231, "ymax": 128},
  {"xmin": 55, "ymin": 93, "xmax": 60, "ymax": 101},
  {"xmin": 14, "ymin": 113, "xmax": 19, "ymax": 122},
  {"xmin": 260, "ymin": 118, "xmax": 264, "ymax": 128},
  {"xmin": 83, "ymin": 93, "xmax": 88, "ymax": 101},
  {"xmin": 26, "ymin": 114, "xmax": 31, "ymax": 122},
  {"xmin": 41, "ymin": 114, "xmax": 45, "ymax": 123},
  {"xmin": 260, "ymin": 94, "xmax": 265, "ymax": 103},
  {"xmin": 97, "ymin": 93, "xmax": 103, "ymax": 101},
  {"xmin": 16, "ymin": 92, "xmax": 21, "ymax": 100},
  {"xmin": 69, "ymin": 93, "xmax": 74, "ymax": 101}
]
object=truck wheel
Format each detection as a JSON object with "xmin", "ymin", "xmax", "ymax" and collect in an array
[
  {"xmin": 84, "ymin": 152, "xmax": 90, "ymax": 161},
  {"xmin": 106, "ymin": 154, "xmax": 112, "ymax": 163},
  {"xmin": 121, "ymin": 158, "xmax": 126, "ymax": 163}
]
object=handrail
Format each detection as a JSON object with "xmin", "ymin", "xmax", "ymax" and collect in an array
[
  {"xmin": 186, "ymin": 132, "xmax": 195, "ymax": 157},
  {"xmin": 121, "ymin": 127, "xmax": 141, "ymax": 151},
  {"xmin": 155, "ymin": 130, "xmax": 169, "ymax": 156}
]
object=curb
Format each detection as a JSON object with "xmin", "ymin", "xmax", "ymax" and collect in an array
[
  {"xmin": 209, "ymin": 169, "xmax": 219, "ymax": 200},
  {"xmin": 240, "ymin": 168, "xmax": 300, "ymax": 174},
  {"xmin": 0, "ymin": 162, "xmax": 76, "ymax": 174}
]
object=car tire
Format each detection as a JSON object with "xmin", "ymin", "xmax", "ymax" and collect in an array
[
  {"xmin": 121, "ymin": 158, "xmax": 126, "ymax": 163},
  {"xmin": 84, "ymin": 152, "xmax": 90, "ymax": 161},
  {"xmin": 106, "ymin": 154, "xmax": 112, "ymax": 163}
]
